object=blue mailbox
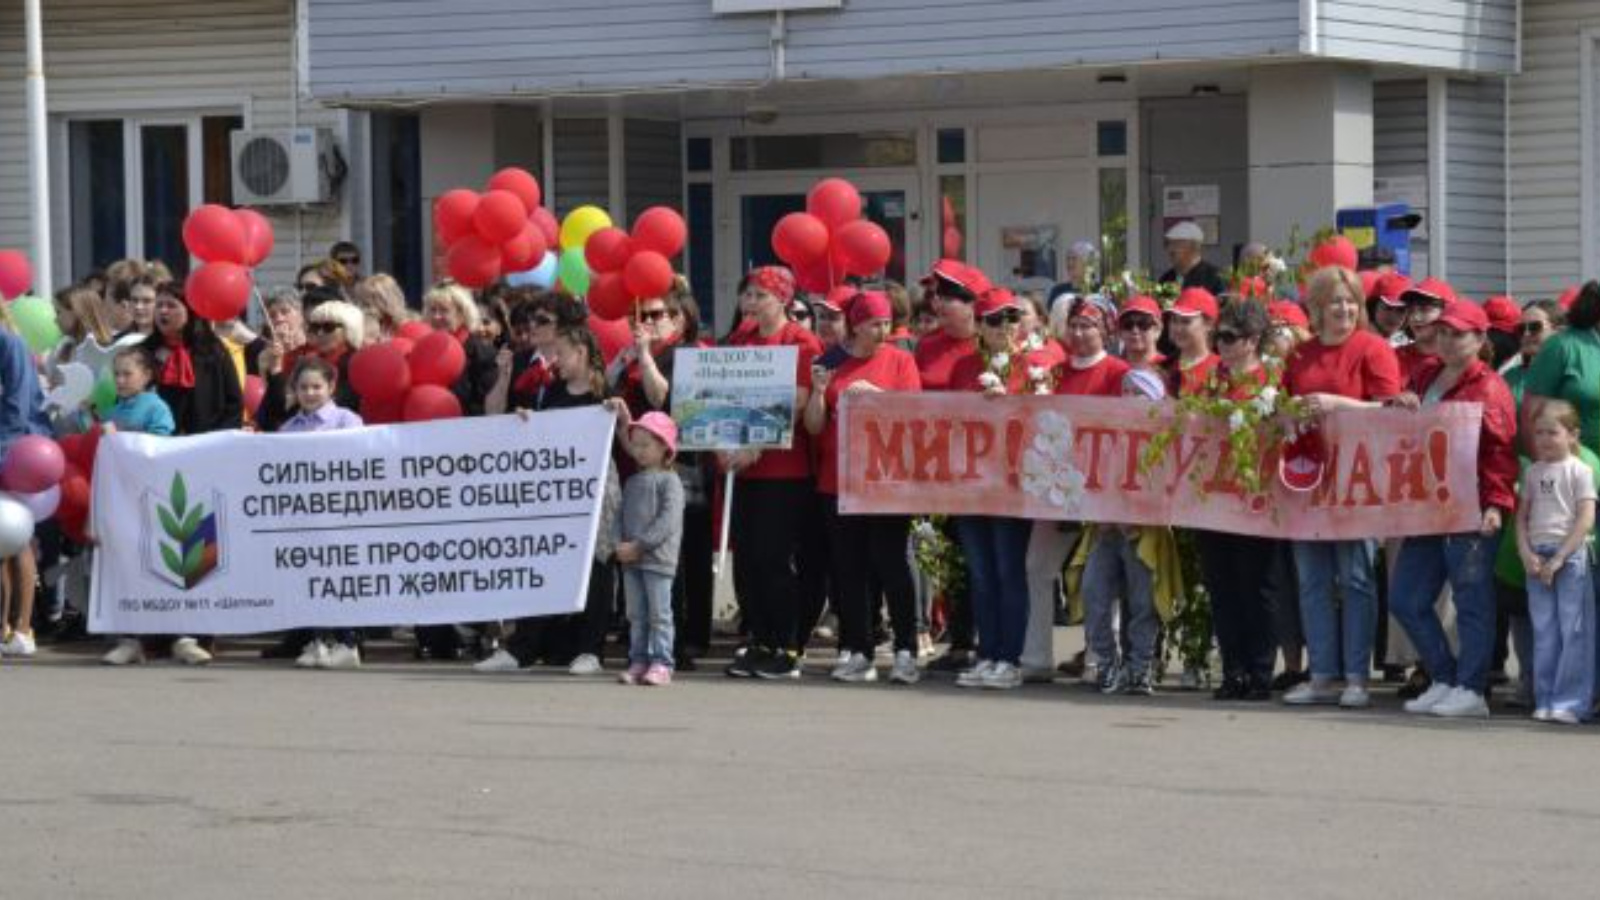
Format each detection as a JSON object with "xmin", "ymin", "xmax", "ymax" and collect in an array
[{"xmin": 1336, "ymin": 204, "xmax": 1421, "ymax": 275}]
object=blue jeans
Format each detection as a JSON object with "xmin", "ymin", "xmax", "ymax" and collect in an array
[
  {"xmin": 1083, "ymin": 528, "xmax": 1159, "ymax": 673},
  {"xmin": 954, "ymin": 516, "xmax": 1032, "ymax": 665},
  {"xmin": 1389, "ymin": 533, "xmax": 1496, "ymax": 693},
  {"xmin": 623, "ymin": 567, "xmax": 675, "ymax": 667},
  {"xmin": 1528, "ymin": 544, "xmax": 1595, "ymax": 715},
  {"xmin": 1292, "ymin": 539, "xmax": 1379, "ymax": 682}
]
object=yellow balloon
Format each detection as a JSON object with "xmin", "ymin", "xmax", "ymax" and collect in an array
[{"xmin": 559, "ymin": 206, "xmax": 613, "ymax": 251}]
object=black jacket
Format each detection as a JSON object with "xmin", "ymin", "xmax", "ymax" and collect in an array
[
  {"xmin": 451, "ymin": 336, "xmax": 501, "ymax": 417},
  {"xmin": 144, "ymin": 334, "xmax": 243, "ymax": 436}
]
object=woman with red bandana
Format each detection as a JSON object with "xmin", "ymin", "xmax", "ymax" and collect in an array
[
  {"xmin": 803, "ymin": 290, "xmax": 922, "ymax": 684},
  {"xmin": 721, "ymin": 267, "xmax": 824, "ymax": 680}
]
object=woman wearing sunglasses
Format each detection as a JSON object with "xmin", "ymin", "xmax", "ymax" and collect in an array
[
  {"xmin": 946, "ymin": 288, "xmax": 1055, "ymax": 690},
  {"xmin": 256, "ymin": 301, "xmax": 364, "ymax": 433}
]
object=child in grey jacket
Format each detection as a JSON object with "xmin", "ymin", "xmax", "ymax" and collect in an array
[{"xmin": 616, "ymin": 412, "xmax": 686, "ymax": 686}]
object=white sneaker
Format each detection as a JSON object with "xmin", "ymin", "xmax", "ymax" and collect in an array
[
  {"xmin": 322, "ymin": 644, "xmax": 361, "ymax": 670},
  {"xmin": 1533, "ymin": 708, "xmax": 1553, "ymax": 722},
  {"xmin": 830, "ymin": 652, "xmax": 878, "ymax": 683},
  {"xmin": 295, "ymin": 640, "xmax": 328, "ymax": 669},
  {"xmin": 1550, "ymin": 708, "xmax": 1582, "ymax": 725},
  {"xmin": 171, "ymin": 637, "xmax": 212, "ymax": 666},
  {"xmin": 1430, "ymin": 686, "xmax": 1489, "ymax": 719},
  {"xmin": 1282, "ymin": 680, "xmax": 1340, "ymax": 705},
  {"xmin": 473, "ymin": 649, "xmax": 522, "ymax": 673},
  {"xmin": 981, "ymin": 661, "xmax": 1023, "ymax": 690},
  {"xmin": 1403, "ymin": 682, "xmax": 1455, "ymax": 714},
  {"xmin": 1338, "ymin": 684, "xmax": 1371, "ymax": 708},
  {"xmin": 888, "ymin": 650, "xmax": 920, "ymax": 685},
  {"xmin": 956, "ymin": 659, "xmax": 995, "ymax": 688},
  {"xmin": 101, "ymin": 638, "xmax": 145, "ymax": 666},
  {"xmin": 568, "ymin": 653, "xmax": 603, "ymax": 676},
  {"xmin": 0, "ymin": 631, "xmax": 36, "ymax": 657}
]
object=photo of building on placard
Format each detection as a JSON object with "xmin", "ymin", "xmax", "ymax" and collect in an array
[{"xmin": 671, "ymin": 346, "xmax": 799, "ymax": 452}]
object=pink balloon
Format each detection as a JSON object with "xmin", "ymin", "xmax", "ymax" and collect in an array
[
  {"xmin": 0, "ymin": 250, "xmax": 32, "ymax": 300},
  {"xmin": 1, "ymin": 435, "xmax": 66, "ymax": 494}
]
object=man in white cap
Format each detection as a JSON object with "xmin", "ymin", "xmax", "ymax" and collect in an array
[{"xmin": 1159, "ymin": 221, "xmax": 1227, "ymax": 295}]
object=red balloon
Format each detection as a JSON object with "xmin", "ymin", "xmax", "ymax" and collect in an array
[
  {"xmin": 485, "ymin": 167, "xmax": 542, "ymax": 213},
  {"xmin": 772, "ymin": 212, "xmax": 831, "ymax": 266},
  {"xmin": 942, "ymin": 226, "xmax": 963, "ymax": 259},
  {"xmin": 501, "ymin": 222, "xmax": 548, "ymax": 273},
  {"xmin": 631, "ymin": 207, "xmax": 687, "ymax": 258},
  {"xmin": 409, "ymin": 330, "xmax": 466, "ymax": 387},
  {"xmin": 835, "ymin": 220, "xmax": 892, "ymax": 277},
  {"xmin": 1, "ymin": 435, "xmax": 65, "ymax": 494},
  {"xmin": 359, "ymin": 394, "xmax": 405, "ymax": 425},
  {"xmin": 403, "ymin": 385, "xmax": 463, "ymax": 422},
  {"xmin": 348, "ymin": 342, "xmax": 412, "ymax": 403},
  {"xmin": 390, "ymin": 336, "xmax": 416, "ymax": 357},
  {"xmin": 396, "ymin": 320, "xmax": 433, "ymax": 342},
  {"xmin": 56, "ymin": 435, "xmax": 86, "ymax": 472},
  {"xmin": 473, "ymin": 190, "xmax": 529, "ymax": 244},
  {"xmin": 186, "ymin": 263, "xmax": 252, "ymax": 322},
  {"xmin": 588, "ymin": 313, "xmax": 632, "ymax": 363},
  {"xmin": 1309, "ymin": 235, "xmax": 1358, "ymax": 272},
  {"xmin": 530, "ymin": 206, "xmax": 560, "ymax": 248},
  {"xmin": 56, "ymin": 474, "xmax": 90, "ymax": 543},
  {"xmin": 584, "ymin": 227, "xmax": 634, "ymax": 274},
  {"xmin": 235, "ymin": 209, "xmax": 275, "ymax": 268},
  {"xmin": 806, "ymin": 178, "xmax": 862, "ymax": 230},
  {"xmin": 587, "ymin": 272, "xmax": 634, "ymax": 320},
  {"xmin": 243, "ymin": 375, "xmax": 266, "ymax": 417},
  {"xmin": 77, "ymin": 428, "xmax": 102, "ymax": 475},
  {"xmin": 794, "ymin": 258, "xmax": 834, "ymax": 294},
  {"xmin": 435, "ymin": 189, "xmax": 481, "ymax": 245},
  {"xmin": 0, "ymin": 249, "xmax": 32, "ymax": 300},
  {"xmin": 447, "ymin": 234, "xmax": 502, "ymax": 289},
  {"xmin": 623, "ymin": 251, "xmax": 675, "ymax": 300},
  {"xmin": 183, "ymin": 205, "xmax": 249, "ymax": 265}
]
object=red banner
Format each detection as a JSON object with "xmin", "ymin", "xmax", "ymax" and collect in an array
[{"xmin": 838, "ymin": 393, "xmax": 1483, "ymax": 540}]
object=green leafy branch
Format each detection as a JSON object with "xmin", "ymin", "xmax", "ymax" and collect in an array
[{"xmin": 156, "ymin": 472, "xmax": 208, "ymax": 581}]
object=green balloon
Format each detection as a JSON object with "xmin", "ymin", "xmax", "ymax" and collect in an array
[
  {"xmin": 557, "ymin": 247, "xmax": 591, "ymax": 297},
  {"xmin": 91, "ymin": 370, "xmax": 117, "ymax": 418},
  {"xmin": 10, "ymin": 295, "xmax": 61, "ymax": 354}
]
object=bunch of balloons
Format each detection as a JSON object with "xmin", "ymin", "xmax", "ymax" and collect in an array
[
  {"xmin": 0, "ymin": 434, "xmax": 83, "ymax": 555},
  {"xmin": 181, "ymin": 205, "xmax": 275, "ymax": 321},
  {"xmin": 581, "ymin": 206, "xmax": 688, "ymax": 320},
  {"xmin": 346, "ymin": 321, "xmax": 465, "ymax": 424},
  {"xmin": 770, "ymin": 178, "xmax": 892, "ymax": 293},
  {"xmin": 436, "ymin": 168, "xmax": 559, "ymax": 290}
]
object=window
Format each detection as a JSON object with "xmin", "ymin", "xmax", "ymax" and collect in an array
[
  {"xmin": 686, "ymin": 137, "xmax": 712, "ymax": 173},
  {"xmin": 937, "ymin": 128, "xmax": 966, "ymax": 165},
  {"xmin": 1098, "ymin": 168, "xmax": 1128, "ymax": 278},
  {"xmin": 371, "ymin": 111, "xmax": 423, "ymax": 302},
  {"xmin": 730, "ymin": 131, "xmax": 916, "ymax": 171},
  {"xmin": 1097, "ymin": 120, "xmax": 1127, "ymax": 158},
  {"xmin": 687, "ymin": 182, "xmax": 716, "ymax": 332}
]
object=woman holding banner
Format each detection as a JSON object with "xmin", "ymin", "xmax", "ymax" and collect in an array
[
  {"xmin": 1386, "ymin": 300, "xmax": 1517, "ymax": 718},
  {"xmin": 721, "ymin": 267, "xmax": 822, "ymax": 681},
  {"xmin": 804, "ymin": 290, "xmax": 922, "ymax": 684},
  {"xmin": 948, "ymin": 288, "xmax": 1054, "ymax": 690},
  {"xmin": 1280, "ymin": 266, "xmax": 1402, "ymax": 707}
]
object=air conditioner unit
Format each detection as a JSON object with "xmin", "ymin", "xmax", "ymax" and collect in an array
[{"xmin": 230, "ymin": 127, "xmax": 335, "ymax": 205}]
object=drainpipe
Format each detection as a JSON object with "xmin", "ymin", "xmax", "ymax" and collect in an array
[
  {"xmin": 1301, "ymin": 0, "xmax": 1320, "ymax": 56},
  {"xmin": 24, "ymin": 0, "xmax": 52, "ymax": 292},
  {"xmin": 771, "ymin": 10, "xmax": 787, "ymax": 81}
]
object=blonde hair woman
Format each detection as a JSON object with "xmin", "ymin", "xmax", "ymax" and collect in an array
[{"xmin": 352, "ymin": 274, "xmax": 413, "ymax": 344}]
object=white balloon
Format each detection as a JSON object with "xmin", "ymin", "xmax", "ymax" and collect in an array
[
  {"xmin": 8, "ymin": 486, "xmax": 59, "ymax": 522},
  {"xmin": 46, "ymin": 362, "xmax": 95, "ymax": 412},
  {"xmin": 0, "ymin": 496, "xmax": 36, "ymax": 557}
]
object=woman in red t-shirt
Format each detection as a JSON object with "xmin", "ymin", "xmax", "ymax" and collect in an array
[
  {"xmin": 1166, "ymin": 287, "xmax": 1221, "ymax": 397},
  {"xmin": 946, "ymin": 289, "xmax": 1053, "ymax": 690},
  {"xmin": 1052, "ymin": 296, "xmax": 1130, "ymax": 397},
  {"xmin": 803, "ymin": 290, "xmax": 922, "ymax": 684},
  {"xmin": 1281, "ymin": 265, "xmax": 1402, "ymax": 709},
  {"xmin": 720, "ymin": 267, "xmax": 823, "ymax": 680}
]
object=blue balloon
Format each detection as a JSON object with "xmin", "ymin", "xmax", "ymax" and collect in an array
[{"xmin": 508, "ymin": 251, "xmax": 559, "ymax": 289}]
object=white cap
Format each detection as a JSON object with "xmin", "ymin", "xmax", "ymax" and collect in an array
[{"xmin": 1164, "ymin": 221, "xmax": 1205, "ymax": 243}]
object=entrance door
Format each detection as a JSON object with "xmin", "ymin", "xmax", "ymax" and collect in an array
[
  {"xmin": 730, "ymin": 174, "xmax": 920, "ymax": 315},
  {"xmin": 975, "ymin": 165, "xmax": 1097, "ymax": 295}
]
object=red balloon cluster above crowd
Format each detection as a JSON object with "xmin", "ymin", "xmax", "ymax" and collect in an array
[
  {"xmin": 771, "ymin": 178, "xmax": 892, "ymax": 293},
  {"xmin": 346, "ymin": 320, "xmax": 465, "ymax": 425},
  {"xmin": 583, "ymin": 206, "xmax": 687, "ymax": 320},
  {"xmin": 436, "ymin": 168, "xmax": 559, "ymax": 290},
  {"xmin": 180, "ymin": 205, "xmax": 276, "ymax": 322}
]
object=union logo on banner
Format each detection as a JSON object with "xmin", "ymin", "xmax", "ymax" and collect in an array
[{"xmin": 144, "ymin": 472, "xmax": 226, "ymax": 591}]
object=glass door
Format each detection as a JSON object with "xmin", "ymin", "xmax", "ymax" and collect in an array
[{"xmin": 134, "ymin": 120, "xmax": 202, "ymax": 277}]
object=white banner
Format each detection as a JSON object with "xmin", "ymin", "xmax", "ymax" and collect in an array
[
  {"xmin": 671, "ymin": 346, "xmax": 799, "ymax": 451},
  {"xmin": 89, "ymin": 408, "xmax": 615, "ymax": 635}
]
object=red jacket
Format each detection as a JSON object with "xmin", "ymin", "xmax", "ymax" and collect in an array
[{"xmin": 1409, "ymin": 358, "xmax": 1518, "ymax": 515}]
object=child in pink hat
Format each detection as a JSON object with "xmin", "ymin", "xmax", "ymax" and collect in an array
[{"xmin": 616, "ymin": 412, "xmax": 685, "ymax": 686}]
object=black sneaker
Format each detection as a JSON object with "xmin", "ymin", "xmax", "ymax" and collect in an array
[
  {"xmin": 1243, "ymin": 674, "xmax": 1273, "ymax": 701},
  {"xmin": 1212, "ymin": 675, "xmax": 1247, "ymax": 701},
  {"xmin": 1124, "ymin": 668, "xmax": 1154, "ymax": 696},
  {"xmin": 754, "ymin": 650, "xmax": 801, "ymax": 680},
  {"xmin": 724, "ymin": 646, "xmax": 768, "ymax": 678}
]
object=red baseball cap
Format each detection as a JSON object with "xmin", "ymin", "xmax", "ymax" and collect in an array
[
  {"xmin": 974, "ymin": 287, "xmax": 1021, "ymax": 319},
  {"xmin": 1169, "ymin": 287, "xmax": 1219, "ymax": 321},
  {"xmin": 1436, "ymin": 299, "xmax": 1489, "ymax": 334},
  {"xmin": 1372, "ymin": 272, "xmax": 1413, "ymax": 308},
  {"xmin": 1268, "ymin": 300, "xmax": 1310, "ymax": 329},
  {"xmin": 920, "ymin": 259, "xmax": 991, "ymax": 296},
  {"xmin": 1118, "ymin": 295, "xmax": 1163, "ymax": 322},
  {"xmin": 1482, "ymin": 295, "xmax": 1521, "ymax": 335},
  {"xmin": 1400, "ymin": 277, "xmax": 1456, "ymax": 306}
]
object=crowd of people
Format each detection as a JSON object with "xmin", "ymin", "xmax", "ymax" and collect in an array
[{"xmin": 3, "ymin": 223, "xmax": 1598, "ymax": 724}]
